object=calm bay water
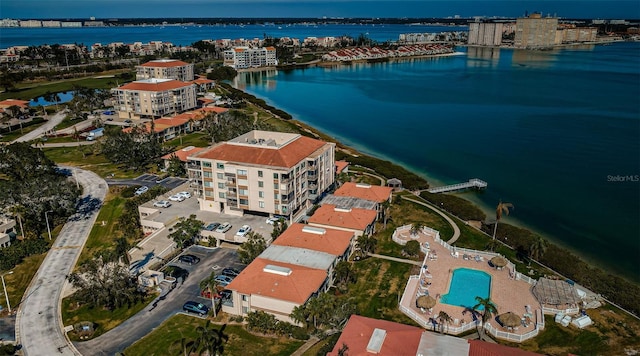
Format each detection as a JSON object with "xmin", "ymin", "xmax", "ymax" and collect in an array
[{"xmin": 233, "ymin": 43, "xmax": 640, "ymax": 282}]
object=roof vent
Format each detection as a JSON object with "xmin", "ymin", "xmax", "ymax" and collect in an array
[
  {"xmin": 263, "ymin": 264, "xmax": 292, "ymax": 276},
  {"xmin": 356, "ymin": 183, "xmax": 371, "ymax": 188},
  {"xmin": 334, "ymin": 207, "xmax": 352, "ymax": 213},
  {"xmin": 366, "ymin": 328, "xmax": 387, "ymax": 354},
  {"xmin": 302, "ymin": 226, "xmax": 326, "ymax": 235}
]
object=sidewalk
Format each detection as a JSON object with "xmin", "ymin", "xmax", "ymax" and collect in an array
[
  {"xmin": 290, "ymin": 335, "xmax": 320, "ymax": 356},
  {"xmin": 368, "ymin": 253, "xmax": 422, "ymax": 266}
]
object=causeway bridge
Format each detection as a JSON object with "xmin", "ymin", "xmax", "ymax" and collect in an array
[{"xmin": 426, "ymin": 178, "xmax": 488, "ymax": 194}]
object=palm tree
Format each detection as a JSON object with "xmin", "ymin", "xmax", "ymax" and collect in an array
[
  {"xmin": 410, "ymin": 222, "xmax": 424, "ymax": 237},
  {"xmin": 192, "ymin": 321, "xmax": 227, "ymax": 356},
  {"xmin": 199, "ymin": 272, "xmax": 220, "ymax": 318},
  {"xmin": 381, "ymin": 200, "xmax": 391, "ymax": 229},
  {"xmin": 9, "ymin": 204, "xmax": 26, "ymax": 240},
  {"xmin": 472, "ymin": 296, "xmax": 498, "ymax": 339},
  {"xmin": 492, "ymin": 200, "xmax": 514, "ymax": 240},
  {"xmin": 528, "ymin": 236, "xmax": 548, "ymax": 266},
  {"xmin": 43, "ymin": 92, "xmax": 60, "ymax": 111},
  {"xmin": 355, "ymin": 234, "xmax": 377, "ymax": 256},
  {"xmin": 437, "ymin": 311, "xmax": 453, "ymax": 333},
  {"xmin": 290, "ymin": 304, "xmax": 309, "ymax": 330}
]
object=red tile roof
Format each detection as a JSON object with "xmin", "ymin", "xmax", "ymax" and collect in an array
[
  {"xmin": 272, "ymin": 223, "xmax": 354, "ymax": 256},
  {"xmin": 334, "ymin": 182, "xmax": 393, "ymax": 203},
  {"xmin": 161, "ymin": 146, "xmax": 205, "ymax": 161},
  {"xmin": 327, "ymin": 315, "xmax": 423, "ymax": 356},
  {"xmin": 308, "ymin": 204, "xmax": 377, "ymax": 231},
  {"xmin": 467, "ymin": 340, "xmax": 542, "ymax": 356},
  {"xmin": 118, "ymin": 79, "xmax": 193, "ymax": 91},
  {"xmin": 335, "ymin": 160, "xmax": 349, "ymax": 174},
  {"xmin": 195, "ymin": 135, "xmax": 327, "ymax": 169},
  {"xmin": 225, "ymin": 257, "xmax": 326, "ymax": 304},
  {"xmin": 0, "ymin": 99, "xmax": 29, "ymax": 109},
  {"xmin": 140, "ymin": 59, "xmax": 190, "ymax": 67}
]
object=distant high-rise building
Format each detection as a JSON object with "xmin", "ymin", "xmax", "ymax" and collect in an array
[
  {"xmin": 514, "ymin": 13, "xmax": 559, "ymax": 49},
  {"xmin": 136, "ymin": 59, "xmax": 195, "ymax": 81},
  {"xmin": 223, "ymin": 47, "xmax": 278, "ymax": 69},
  {"xmin": 19, "ymin": 20, "xmax": 42, "ymax": 28},
  {"xmin": 468, "ymin": 22, "xmax": 504, "ymax": 46}
]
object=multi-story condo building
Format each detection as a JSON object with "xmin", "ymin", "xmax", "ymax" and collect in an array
[
  {"xmin": 111, "ymin": 78, "xmax": 197, "ymax": 120},
  {"xmin": 136, "ymin": 59, "xmax": 195, "ymax": 81},
  {"xmin": 514, "ymin": 13, "xmax": 559, "ymax": 49},
  {"xmin": 223, "ymin": 46, "xmax": 278, "ymax": 69},
  {"xmin": 187, "ymin": 130, "xmax": 335, "ymax": 220},
  {"xmin": 468, "ymin": 22, "xmax": 504, "ymax": 46}
]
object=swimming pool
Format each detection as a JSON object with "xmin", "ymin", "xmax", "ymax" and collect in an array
[{"xmin": 441, "ymin": 268, "xmax": 491, "ymax": 309}]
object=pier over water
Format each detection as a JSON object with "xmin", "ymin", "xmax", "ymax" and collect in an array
[{"xmin": 427, "ymin": 179, "xmax": 488, "ymax": 194}]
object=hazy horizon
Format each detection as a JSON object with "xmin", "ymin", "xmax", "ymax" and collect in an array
[{"xmin": 2, "ymin": 0, "xmax": 639, "ymax": 20}]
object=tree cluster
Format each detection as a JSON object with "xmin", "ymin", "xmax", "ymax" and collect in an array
[
  {"xmin": 206, "ymin": 66, "xmax": 238, "ymax": 81},
  {"xmin": 290, "ymin": 293, "xmax": 356, "ymax": 332},
  {"xmin": 68, "ymin": 256, "xmax": 147, "ymax": 310},
  {"xmin": 245, "ymin": 310, "xmax": 309, "ymax": 340},
  {"xmin": 0, "ymin": 143, "xmax": 81, "ymax": 237},
  {"xmin": 218, "ymin": 82, "xmax": 293, "ymax": 120},
  {"xmin": 237, "ymin": 232, "xmax": 267, "ymax": 265},
  {"xmin": 202, "ymin": 110, "xmax": 271, "ymax": 144},
  {"xmin": 270, "ymin": 218, "xmax": 288, "ymax": 240},
  {"xmin": 181, "ymin": 321, "xmax": 228, "ymax": 356},
  {"xmin": 101, "ymin": 126, "xmax": 164, "ymax": 171},
  {"xmin": 419, "ymin": 191, "xmax": 486, "ymax": 221},
  {"xmin": 0, "ymin": 238, "xmax": 49, "ymax": 271},
  {"xmin": 170, "ymin": 214, "xmax": 204, "ymax": 249}
]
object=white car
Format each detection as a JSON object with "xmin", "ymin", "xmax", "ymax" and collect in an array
[
  {"xmin": 134, "ymin": 186, "xmax": 149, "ymax": 195},
  {"xmin": 169, "ymin": 194, "xmax": 185, "ymax": 202},
  {"xmin": 235, "ymin": 225, "xmax": 251, "ymax": 237},
  {"xmin": 153, "ymin": 200, "xmax": 171, "ymax": 208},
  {"xmin": 177, "ymin": 191, "xmax": 191, "ymax": 199},
  {"xmin": 266, "ymin": 217, "xmax": 280, "ymax": 225},
  {"xmin": 216, "ymin": 222, "xmax": 232, "ymax": 233}
]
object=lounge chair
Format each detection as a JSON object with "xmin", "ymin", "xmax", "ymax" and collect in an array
[{"xmin": 451, "ymin": 251, "xmax": 459, "ymax": 258}]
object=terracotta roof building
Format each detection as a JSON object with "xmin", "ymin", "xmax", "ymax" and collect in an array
[
  {"xmin": 187, "ymin": 130, "xmax": 335, "ymax": 221},
  {"xmin": 335, "ymin": 160, "xmax": 349, "ymax": 174},
  {"xmin": 0, "ymin": 99, "xmax": 29, "ymax": 112},
  {"xmin": 136, "ymin": 59, "xmax": 194, "ymax": 81},
  {"xmin": 334, "ymin": 182, "xmax": 393, "ymax": 204},
  {"xmin": 308, "ymin": 204, "xmax": 377, "ymax": 237},
  {"xmin": 111, "ymin": 78, "xmax": 197, "ymax": 119}
]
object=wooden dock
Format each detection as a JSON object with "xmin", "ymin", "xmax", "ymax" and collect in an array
[{"xmin": 427, "ymin": 179, "xmax": 488, "ymax": 194}]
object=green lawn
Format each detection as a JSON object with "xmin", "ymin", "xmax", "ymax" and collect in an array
[
  {"xmin": 0, "ymin": 120, "xmax": 47, "ymax": 142},
  {"xmin": 164, "ymin": 131, "xmax": 211, "ymax": 150},
  {"xmin": 62, "ymin": 293, "xmax": 158, "ymax": 341},
  {"xmin": 42, "ymin": 147, "xmax": 138, "ymax": 179},
  {"xmin": 125, "ymin": 315, "xmax": 305, "ymax": 356},
  {"xmin": 3, "ymin": 252, "xmax": 48, "ymax": 311},
  {"xmin": 76, "ymin": 191, "xmax": 127, "ymax": 265},
  {"xmin": 0, "ymin": 73, "xmax": 130, "ymax": 101}
]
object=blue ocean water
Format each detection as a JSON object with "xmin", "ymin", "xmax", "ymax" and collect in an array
[{"xmin": 234, "ymin": 43, "xmax": 640, "ymax": 282}]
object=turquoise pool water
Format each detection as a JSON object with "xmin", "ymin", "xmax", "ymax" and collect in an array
[{"xmin": 441, "ymin": 268, "xmax": 491, "ymax": 309}]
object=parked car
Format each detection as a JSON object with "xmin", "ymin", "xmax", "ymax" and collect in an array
[
  {"xmin": 216, "ymin": 222, "xmax": 232, "ymax": 233},
  {"xmin": 221, "ymin": 267, "xmax": 241, "ymax": 277},
  {"xmin": 169, "ymin": 194, "xmax": 185, "ymax": 202},
  {"xmin": 177, "ymin": 191, "xmax": 191, "ymax": 199},
  {"xmin": 235, "ymin": 224, "xmax": 251, "ymax": 237},
  {"xmin": 178, "ymin": 254, "xmax": 200, "ymax": 265},
  {"xmin": 153, "ymin": 200, "xmax": 171, "ymax": 208},
  {"xmin": 266, "ymin": 217, "xmax": 280, "ymax": 225},
  {"xmin": 214, "ymin": 275, "xmax": 234, "ymax": 287},
  {"xmin": 182, "ymin": 301, "xmax": 209, "ymax": 316},
  {"xmin": 135, "ymin": 185, "xmax": 149, "ymax": 195},
  {"xmin": 204, "ymin": 222, "xmax": 220, "ymax": 231}
]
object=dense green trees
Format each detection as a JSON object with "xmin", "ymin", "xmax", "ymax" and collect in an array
[
  {"xmin": 206, "ymin": 66, "xmax": 237, "ymax": 81},
  {"xmin": 290, "ymin": 293, "xmax": 356, "ymax": 332},
  {"xmin": 101, "ymin": 126, "xmax": 164, "ymax": 171},
  {"xmin": 237, "ymin": 232, "xmax": 267, "ymax": 265},
  {"xmin": 169, "ymin": 214, "xmax": 204, "ymax": 249},
  {"xmin": 246, "ymin": 310, "xmax": 308, "ymax": 340},
  {"xmin": 0, "ymin": 238, "xmax": 49, "ymax": 271},
  {"xmin": 270, "ymin": 218, "xmax": 287, "ymax": 241},
  {"xmin": 181, "ymin": 321, "xmax": 228, "ymax": 356},
  {"xmin": 403, "ymin": 240, "xmax": 421, "ymax": 258}
]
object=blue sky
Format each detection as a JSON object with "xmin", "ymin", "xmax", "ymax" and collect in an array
[{"xmin": 1, "ymin": 0, "xmax": 638, "ymax": 19}]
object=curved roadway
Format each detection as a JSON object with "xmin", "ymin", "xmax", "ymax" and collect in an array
[
  {"xmin": 17, "ymin": 168, "xmax": 107, "ymax": 356},
  {"xmin": 401, "ymin": 195, "xmax": 461, "ymax": 243},
  {"xmin": 13, "ymin": 111, "xmax": 66, "ymax": 143}
]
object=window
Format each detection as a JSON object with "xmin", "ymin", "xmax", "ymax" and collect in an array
[
  {"xmin": 259, "ymin": 201, "xmax": 265, "ymax": 208},
  {"xmin": 274, "ymin": 183, "xmax": 279, "ymax": 189},
  {"xmin": 218, "ymin": 182, "xmax": 225, "ymax": 189},
  {"xmin": 237, "ymin": 169, "xmax": 247, "ymax": 176},
  {"xmin": 239, "ymin": 198, "xmax": 248, "ymax": 205},
  {"xmin": 218, "ymin": 192, "xmax": 225, "ymax": 198},
  {"xmin": 202, "ymin": 162, "xmax": 212, "ymax": 168},
  {"xmin": 273, "ymin": 173, "xmax": 278, "ymax": 179},
  {"xmin": 258, "ymin": 191, "xmax": 264, "ymax": 198},
  {"xmin": 217, "ymin": 173, "xmax": 224, "ymax": 179},
  {"xmin": 216, "ymin": 163, "xmax": 224, "ymax": 169},
  {"xmin": 204, "ymin": 181, "xmax": 212, "ymax": 187},
  {"xmin": 258, "ymin": 181, "xmax": 264, "ymax": 188},
  {"xmin": 242, "ymin": 295, "xmax": 248, "ymax": 302},
  {"xmin": 258, "ymin": 170, "xmax": 263, "ymax": 177},
  {"xmin": 238, "ymin": 189, "xmax": 248, "ymax": 195},
  {"xmin": 242, "ymin": 306, "xmax": 249, "ymax": 314},
  {"xmin": 203, "ymin": 171, "xmax": 212, "ymax": 178}
]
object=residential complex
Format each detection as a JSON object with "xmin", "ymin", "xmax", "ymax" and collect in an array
[
  {"xmin": 515, "ymin": 13, "xmax": 559, "ymax": 49},
  {"xmin": 111, "ymin": 78, "xmax": 198, "ymax": 120},
  {"xmin": 468, "ymin": 22, "xmax": 504, "ymax": 46},
  {"xmin": 0, "ymin": 217, "xmax": 16, "ymax": 248},
  {"xmin": 187, "ymin": 130, "xmax": 335, "ymax": 220},
  {"xmin": 223, "ymin": 46, "xmax": 278, "ymax": 69},
  {"xmin": 222, "ymin": 223, "xmax": 355, "ymax": 323},
  {"xmin": 308, "ymin": 204, "xmax": 377, "ymax": 237},
  {"xmin": 136, "ymin": 59, "xmax": 195, "ymax": 81},
  {"xmin": 123, "ymin": 106, "xmax": 227, "ymax": 141}
]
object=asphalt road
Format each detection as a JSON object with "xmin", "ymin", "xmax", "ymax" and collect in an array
[
  {"xmin": 17, "ymin": 168, "xmax": 108, "ymax": 356},
  {"xmin": 74, "ymin": 246, "xmax": 243, "ymax": 356},
  {"xmin": 13, "ymin": 111, "xmax": 66, "ymax": 143},
  {"xmin": 106, "ymin": 174, "xmax": 187, "ymax": 191}
]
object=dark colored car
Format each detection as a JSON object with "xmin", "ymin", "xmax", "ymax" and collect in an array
[
  {"xmin": 182, "ymin": 301, "xmax": 209, "ymax": 316},
  {"xmin": 221, "ymin": 267, "xmax": 241, "ymax": 277},
  {"xmin": 178, "ymin": 254, "xmax": 200, "ymax": 265},
  {"xmin": 204, "ymin": 222, "xmax": 220, "ymax": 231}
]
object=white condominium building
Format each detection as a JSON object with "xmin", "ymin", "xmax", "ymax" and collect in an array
[
  {"xmin": 515, "ymin": 13, "xmax": 559, "ymax": 49},
  {"xmin": 187, "ymin": 130, "xmax": 335, "ymax": 220},
  {"xmin": 223, "ymin": 46, "xmax": 278, "ymax": 69},
  {"xmin": 468, "ymin": 22, "xmax": 504, "ymax": 46},
  {"xmin": 136, "ymin": 59, "xmax": 195, "ymax": 81},
  {"xmin": 111, "ymin": 78, "xmax": 197, "ymax": 120}
]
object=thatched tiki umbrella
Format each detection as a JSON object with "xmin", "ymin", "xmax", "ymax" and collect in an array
[
  {"xmin": 416, "ymin": 295, "xmax": 436, "ymax": 309},
  {"xmin": 490, "ymin": 256, "xmax": 508, "ymax": 268},
  {"xmin": 498, "ymin": 312, "xmax": 521, "ymax": 328}
]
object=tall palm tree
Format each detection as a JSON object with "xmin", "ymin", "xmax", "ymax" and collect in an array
[
  {"xmin": 199, "ymin": 272, "xmax": 220, "ymax": 318},
  {"xmin": 355, "ymin": 234, "xmax": 377, "ymax": 256},
  {"xmin": 492, "ymin": 200, "xmax": 514, "ymax": 240},
  {"xmin": 9, "ymin": 204, "xmax": 26, "ymax": 240},
  {"xmin": 192, "ymin": 321, "xmax": 227, "ymax": 356},
  {"xmin": 528, "ymin": 236, "xmax": 549, "ymax": 266},
  {"xmin": 437, "ymin": 311, "xmax": 453, "ymax": 333},
  {"xmin": 290, "ymin": 304, "xmax": 309, "ymax": 330},
  {"xmin": 472, "ymin": 296, "xmax": 498, "ymax": 339},
  {"xmin": 410, "ymin": 222, "xmax": 424, "ymax": 237}
]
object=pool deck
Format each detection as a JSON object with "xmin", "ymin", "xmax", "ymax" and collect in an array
[{"xmin": 398, "ymin": 228, "xmax": 541, "ymax": 340}]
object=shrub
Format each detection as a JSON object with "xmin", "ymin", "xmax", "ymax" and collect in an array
[{"xmin": 420, "ymin": 191, "xmax": 486, "ymax": 221}]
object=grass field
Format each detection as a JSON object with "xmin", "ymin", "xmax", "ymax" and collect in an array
[
  {"xmin": 124, "ymin": 315, "xmax": 305, "ymax": 356},
  {"xmin": 42, "ymin": 147, "xmax": 138, "ymax": 179}
]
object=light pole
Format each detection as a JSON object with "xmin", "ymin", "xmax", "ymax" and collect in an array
[
  {"xmin": 45, "ymin": 210, "xmax": 53, "ymax": 240},
  {"xmin": 1, "ymin": 271, "xmax": 13, "ymax": 314}
]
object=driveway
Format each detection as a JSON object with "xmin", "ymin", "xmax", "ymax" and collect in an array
[
  {"xmin": 106, "ymin": 174, "xmax": 187, "ymax": 191},
  {"xmin": 13, "ymin": 111, "xmax": 66, "ymax": 143},
  {"xmin": 17, "ymin": 168, "xmax": 107, "ymax": 356},
  {"xmin": 74, "ymin": 246, "xmax": 243, "ymax": 356}
]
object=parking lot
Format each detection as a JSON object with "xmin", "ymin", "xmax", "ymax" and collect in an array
[
  {"xmin": 130, "ymin": 182, "xmax": 278, "ymax": 273},
  {"xmin": 106, "ymin": 173, "xmax": 187, "ymax": 191}
]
